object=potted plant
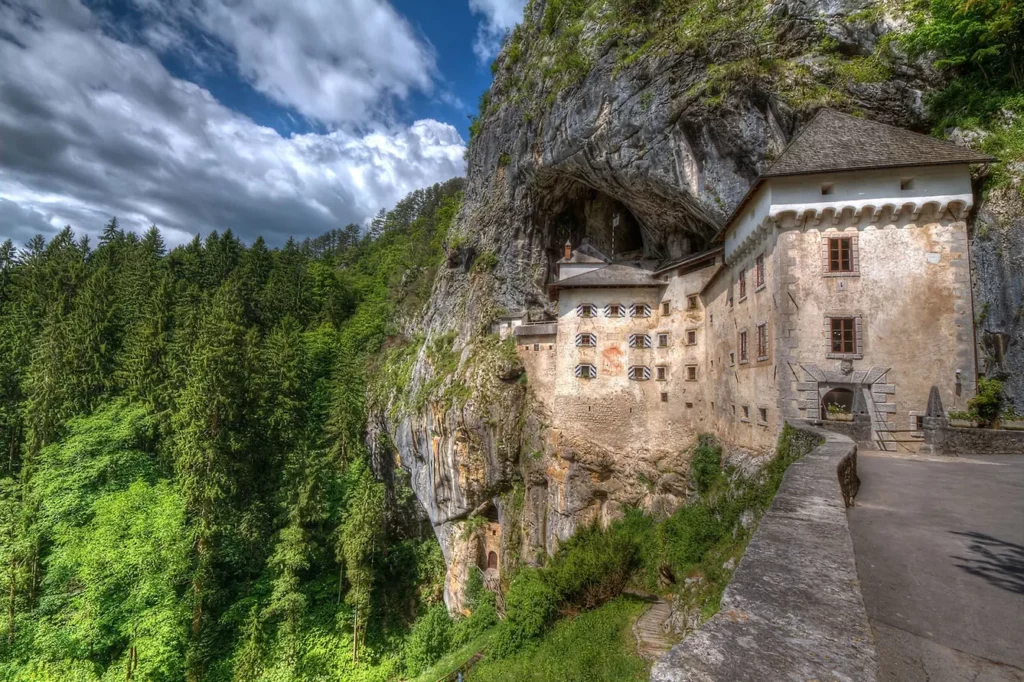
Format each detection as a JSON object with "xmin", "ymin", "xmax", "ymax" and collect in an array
[
  {"xmin": 1002, "ymin": 407, "xmax": 1024, "ymax": 431},
  {"xmin": 825, "ymin": 403, "xmax": 854, "ymax": 422},
  {"xmin": 947, "ymin": 410, "xmax": 979, "ymax": 428}
]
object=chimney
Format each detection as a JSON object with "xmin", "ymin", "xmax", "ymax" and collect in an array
[{"xmin": 563, "ymin": 240, "xmax": 572, "ymax": 259}]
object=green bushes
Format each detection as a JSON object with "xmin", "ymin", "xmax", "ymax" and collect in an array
[
  {"xmin": 405, "ymin": 604, "xmax": 455, "ymax": 675},
  {"xmin": 969, "ymin": 376, "xmax": 1006, "ymax": 426},
  {"xmin": 689, "ymin": 434, "xmax": 723, "ymax": 494}
]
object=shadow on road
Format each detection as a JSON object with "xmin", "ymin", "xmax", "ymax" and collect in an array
[{"xmin": 951, "ymin": 531, "xmax": 1024, "ymax": 595}]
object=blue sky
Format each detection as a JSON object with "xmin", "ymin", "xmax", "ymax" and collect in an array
[{"xmin": 0, "ymin": 0, "xmax": 525, "ymax": 246}]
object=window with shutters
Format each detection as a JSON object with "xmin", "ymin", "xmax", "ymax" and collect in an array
[
  {"xmin": 658, "ymin": 333, "xmax": 669, "ymax": 348},
  {"xmin": 756, "ymin": 323, "xmax": 768, "ymax": 361},
  {"xmin": 822, "ymin": 235, "xmax": 859, "ymax": 276},
  {"xmin": 738, "ymin": 268, "xmax": 747, "ymax": 300},
  {"xmin": 656, "ymin": 366, "xmax": 667, "ymax": 381},
  {"xmin": 685, "ymin": 365, "xmax": 697, "ymax": 381},
  {"xmin": 575, "ymin": 363, "xmax": 596, "ymax": 379},
  {"xmin": 827, "ymin": 316, "xmax": 862, "ymax": 358},
  {"xmin": 628, "ymin": 365, "xmax": 651, "ymax": 381},
  {"xmin": 755, "ymin": 254, "xmax": 765, "ymax": 290},
  {"xmin": 629, "ymin": 333, "xmax": 652, "ymax": 348},
  {"xmin": 738, "ymin": 330, "xmax": 749, "ymax": 364},
  {"xmin": 576, "ymin": 333, "xmax": 597, "ymax": 347},
  {"xmin": 629, "ymin": 303, "xmax": 651, "ymax": 318},
  {"xmin": 605, "ymin": 303, "xmax": 625, "ymax": 317},
  {"xmin": 577, "ymin": 303, "xmax": 596, "ymax": 318},
  {"xmin": 686, "ymin": 329, "xmax": 696, "ymax": 346}
]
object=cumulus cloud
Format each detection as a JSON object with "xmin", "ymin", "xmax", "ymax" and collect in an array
[
  {"xmin": 469, "ymin": 0, "xmax": 526, "ymax": 61},
  {"xmin": 0, "ymin": 0, "xmax": 465, "ymax": 247},
  {"xmin": 124, "ymin": 0, "xmax": 438, "ymax": 127}
]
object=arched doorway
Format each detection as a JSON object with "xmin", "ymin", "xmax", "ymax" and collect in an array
[
  {"xmin": 821, "ymin": 387, "xmax": 854, "ymax": 419},
  {"xmin": 486, "ymin": 551, "xmax": 498, "ymax": 570}
]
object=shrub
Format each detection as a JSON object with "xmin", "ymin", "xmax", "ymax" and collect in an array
[
  {"xmin": 969, "ymin": 376, "xmax": 1005, "ymax": 425},
  {"xmin": 689, "ymin": 435, "xmax": 722, "ymax": 494},
  {"xmin": 659, "ymin": 503, "xmax": 725, "ymax": 568},
  {"xmin": 490, "ymin": 570, "xmax": 557, "ymax": 656},
  {"xmin": 405, "ymin": 604, "xmax": 455, "ymax": 675},
  {"xmin": 454, "ymin": 590, "xmax": 499, "ymax": 646}
]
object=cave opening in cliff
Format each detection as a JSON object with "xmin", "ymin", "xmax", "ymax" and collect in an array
[{"xmin": 539, "ymin": 182, "xmax": 647, "ymax": 263}]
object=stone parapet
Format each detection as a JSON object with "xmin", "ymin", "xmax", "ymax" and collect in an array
[
  {"xmin": 651, "ymin": 424, "xmax": 877, "ymax": 682},
  {"xmin": 924, "ymin": 423, "xmax": 1024, "ymax": 455}
]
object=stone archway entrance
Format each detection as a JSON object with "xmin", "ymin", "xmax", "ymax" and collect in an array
[
  {"xmin": 796, "ymin": 363, "xmax": 897, "ymax": 447},
  {"xmin": 821, "ymin": 387, "xmax": 856, "ymax": 419}
]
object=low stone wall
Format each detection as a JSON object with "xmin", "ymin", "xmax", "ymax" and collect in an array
[
  {"xmin": 810, "ymin": 415, "xmax": 874, "ymax": 449},
  {"xmin": 651, "ymin": 424, "xmax": 878, "ymax": 682},
  {"xmin": 925, "ymin": 423, "xmax": 1024, "ymax": 455}
]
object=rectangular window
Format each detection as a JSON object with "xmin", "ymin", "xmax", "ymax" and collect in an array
[
  {"xmin": 656, "ymin": 366, "xmax": 667, "ymax": 381},
  {"xmin": 686, "ymin": 330, "xmax": 696, "ymax": 346},
  {"xmin": 738, "ymin": 269, "xmax": 747, "ymax": 299},
  {"xmin": 630, "ymin": 303, "xmax": 652, "ymax": 318},
  {"xmin": 915, "ymin": 415, "xmax": 925, "ymax": 430},
  {"xmin": 829, "ymin": 237, "xmax": 853, "ymax": 273},
  {"xmin": 686, "ymin": 365, "xmax": 697, "ymax": 381},
  {"xmin": 662, "ymin": 301, "xmax": 671, "ymax": 315},
  {"xmin": 831, "ymin": 317, "xmax": 857, "ymax": 354},
  {"xmin": 658, "ymin": 333, "xmax": 669, "ymax": 348},
  {"xmin": 685, "ymin": 402, "xmax": 693, "ymax": 408},
  {"xmin": 629, "ymin": 334, "xmax": 652, "ymax": 349},
  {"xmin": 729, "ymin": 351, "xmax": 735, "ymax": 366},
  {"xmin": 628, "ymin": 366, "xmax": 651, "ymax": 381},
  {"xmin": 661, "ymin": 392, "xmax": 669, "ymax": 403},
  {"xmin": 575, "ymin": 333, "xmax": 597, "ymax": 347},
  {"xmin": 821, "ymin": 182, "xmax": 834, "ymax": 196},
  {"xmin": 756, "ymin": 323, "xmax": 768, "ymax": 360},
  {"xmin": 901, "ymin": 178, "xmax": 914, "ymax": 191},
  {"xmin": 755, "ymin": 254, "xmax": 765, "ymax": 289},
  {"xmin": 739, "ymin": 330, "xmax": 748, "ymax": 363},
  {"xmin": 575, "ymin": 363, "xmax": 596, "ymax": 378},
  {"xmin": 687, "ymin": 295, "xmax": 698, "ymax": 310},
  {"xmin": 759, "ymin": 407, "xmax": 768, "ymax": 423},
  {"xmin": 533, "ymin": 343, "xmax": 539, "ymax": 351},
  {"xmin": 731, "ymin": 404, "xmax": 736, "ymax": 416},
  {"xmin": 742, "ymin": 405, "xmax": 750, "ymax": 419},
  {"xmin": 606, "ymin": 304, "xmax": 623, "ymax": 317},
  {"xmin": 577, "ymin": 303, "xmax": 596, "ymax": 318}
]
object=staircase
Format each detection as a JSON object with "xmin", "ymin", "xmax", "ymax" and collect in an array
[{"xmin": 632, "ymin": 598, "xmax": 676, "ymax": 660}]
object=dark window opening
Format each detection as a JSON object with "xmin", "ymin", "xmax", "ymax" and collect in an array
[
  {"xmin": 829, "ymin": 238, "xmax": 853, "ymax": 273},
  {"xmin": 739, "ymin": 330, "xmax": 748, "ymax": 363},
  {"xmin": 830, "ymin": 317, "xmax": 856, "ymax": 354},
  {"xmin": 487, "ymin": 551, "xmax": 498, "ymax": 570},
  {"xmin": 738, "ymin": 269, "xmax": 747, "ymax": 299},
  {"xmin": 755, "ymin": 254, "xmax": 765, "ymax": 288}
]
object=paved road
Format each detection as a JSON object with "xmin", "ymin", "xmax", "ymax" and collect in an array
[{"xmin": 848, "ymin": 451, "xmax": 1024, "ymax": 682}]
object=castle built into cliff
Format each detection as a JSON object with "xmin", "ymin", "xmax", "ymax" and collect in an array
[{"xmin": 506, "ymin": 109, "xmax": 993, "ymax": 455}]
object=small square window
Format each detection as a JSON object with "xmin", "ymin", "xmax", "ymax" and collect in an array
[
  {"xmin": 661, "ymin": 392, "xmax": 669, "ymax": 403},
  {"xmin": 759, "ymin": 407, "xmax": 767, "ymax": 422},
  {"xmin": 685, "ymin": 402, "xmax": 693, "ymax": 408},
  {"xmin": 534, "ymin": 343, "xmax": 539, "ymax": 351},
  {"xmin": 901, "ymin": 178, "xmax": 914, "ymax": 191},
  {"xmin": 578, "ymin": 304, "xmax": 596, "ymax": 318},
  {"xmin": 821, "ymin": 182, "xmax": 835, "ymax": 196},
  {"xmin": 656, "ymin": 366, "xmax": 667, "ymax": 381},
  {"xmin": 662, "ymin": 301, "xmax": 671, "ymax": 315},
  {"xmin": 686, "ymin": 330, "xmax": 697, "ymax": 345},
  {"xmin": 658, "ymin": 333, "xmax": 669, "ymax": 348},
  {"xmin": 686, "ymin": 365, "xmax": 697, "ymax": 381},
  {"xmin": 687, "ymin": 295, "xmax": 699, "ymax": 310},
  {"xmin": 608, "ymin": 304, "xmax": 622, "ymax": 317},
  {"xmin": 575, "ymin": 363, "xmax": 596, "ymax": 379}
]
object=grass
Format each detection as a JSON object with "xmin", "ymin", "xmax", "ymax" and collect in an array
[
  {"xmin": 466, "ymin": 597, "xmax": 649, "ymax": 682},
  {"xmin": 409, "ymin": 631, "xmax": 495, "ymax": 682}
]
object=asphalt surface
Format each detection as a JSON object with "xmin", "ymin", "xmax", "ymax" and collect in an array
[{"xmin": 848, "ymin": 451, "xmax": 1024, "ymax": 682}]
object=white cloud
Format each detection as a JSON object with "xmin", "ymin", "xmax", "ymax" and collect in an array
[
  {"xmin": 469, "ymin": 0, "xmax": 526, "ymax": 62},
  {"xmin": 125, "ymin": 0, "xmax": 437, "ymax": 127},
  {"xmin": 0, "ymin": 0, "xmax": 465, "ymax": 247}
]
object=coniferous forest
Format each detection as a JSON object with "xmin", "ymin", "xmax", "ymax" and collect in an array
[{"xmin": 0, "ymin": 179, "xmax": 464, "ymax": 681}]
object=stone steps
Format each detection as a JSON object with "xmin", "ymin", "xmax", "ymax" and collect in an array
[{"xmin": 633, "ymin": 598, "xmax": 677, "ymax": 660}]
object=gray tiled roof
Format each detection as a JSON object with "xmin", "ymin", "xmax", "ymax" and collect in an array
[
  {"xmin": 549, "ymin": 263, "xmax": 665, "ymax": 291},
  {"xmin": 763, "ymin": 109, "xmax": 995, "ymax": 177}
]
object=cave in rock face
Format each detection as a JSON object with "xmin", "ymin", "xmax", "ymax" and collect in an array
[{"xmin": 534, "ymin": 178, "xmax": 712, "ymax": 267}]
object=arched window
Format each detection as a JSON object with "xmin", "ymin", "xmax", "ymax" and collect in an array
[
  {"xmin": 821, "ymin": 387, "xmax": 855, "ymax": 419},
  {"xmin": 487, "ymin": 551, "xmax": 498, "ymax": 570}
]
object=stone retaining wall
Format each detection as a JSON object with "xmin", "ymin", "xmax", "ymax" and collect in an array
[
  {"xmin": 651, "ymin": 424, "xmax": 878, "ymax": 682},
  {"xmin": 924, "ymin": 423, "xmax": 1024, "ymax": 455}
]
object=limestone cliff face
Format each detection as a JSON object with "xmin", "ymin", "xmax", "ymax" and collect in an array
[{"xmin": 371, "ymin": 0, "xmax": 1015, "ymax": 611}]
